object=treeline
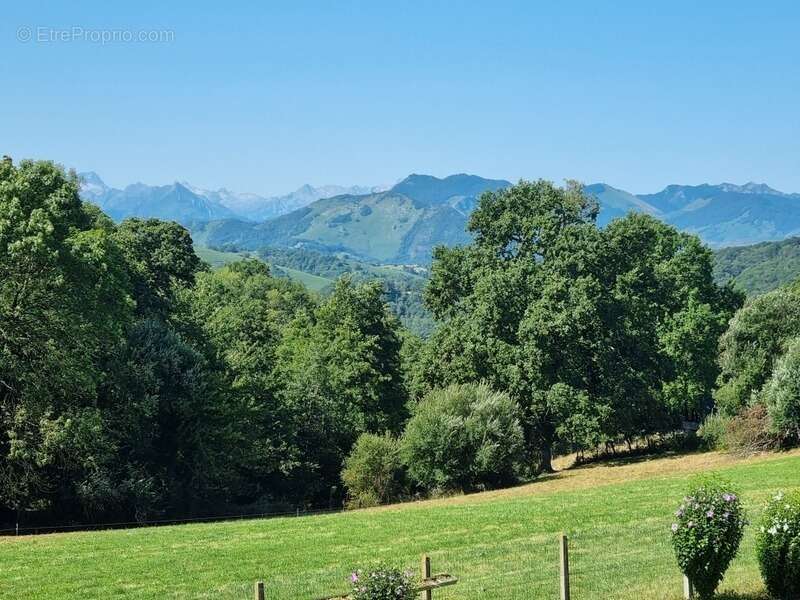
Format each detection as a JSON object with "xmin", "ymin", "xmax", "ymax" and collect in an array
[
  {"xmin": 700, "ymin": 280, "xmax": 800, "ymax": 453},
  {"xmin": 0, "ymin": 159, "xmax": 745, "ymax": 526}
]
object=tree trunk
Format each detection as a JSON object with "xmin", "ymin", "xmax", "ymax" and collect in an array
[{"xmin": 540, "ymin": 445, "xmax": 555, "ymax": 473}]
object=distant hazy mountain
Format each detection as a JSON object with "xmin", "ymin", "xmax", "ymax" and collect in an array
[
  {"xmin": 78, "ymin": 172, "xmax": 384, "ymax": 225},
  {"xmin": 638, "ymin": 184, "xmax": 800, "ymax": 247},
  {"xmin": 587, "ymin": 182, "xmax": 800, "ymax": 247},
  {"xmin": 79, "ymin": 173, "xmax": 236, "ymax": 223},
  {"xmin": 192, "ymin": 173, "xmax": 511, "ymax": 263},
  {"xmin": 181, "ymin": 181, "xmax": 385, "ymax": 221}
]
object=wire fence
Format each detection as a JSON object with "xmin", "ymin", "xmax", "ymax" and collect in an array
[
  {"xmin": 2, "ymin": 495, "xmax": 730, "ymax": 599},
  {"xmin": 218, "ymin": 522, "xmax": 699, "ymax": 599},
  {"xmin": 0, "ymin": 504, "xmax": 347, "ymax": 536}
]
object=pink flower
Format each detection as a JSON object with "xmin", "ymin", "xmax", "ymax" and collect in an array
[
  {"xmin": 351, "ymin": 572, "xmax": 359, "ymax": 583},
  {"xmin": 671, "ymin": 523, "xmax": 679, "ymax": 532}
]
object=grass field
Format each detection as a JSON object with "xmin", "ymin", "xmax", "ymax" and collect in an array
[
  {"xmin": 194, "ymin": 246, "xmax": 248, "ymax": 268},
  {"xmin": 2, "ymin": 449, "xmax": 799, "ymax": 600}
]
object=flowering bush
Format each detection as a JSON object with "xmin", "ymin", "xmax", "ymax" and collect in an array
[
  {"xmin": 670, "ymin": 478, "xmax": 747, "ymax": 600},
  {"xmin": 349, "ymin": 565, "xmax": 416, "ymax": 600},
  {"xmin": 756, "ymin": 490, "xmax": 800, "ymax": 600}
]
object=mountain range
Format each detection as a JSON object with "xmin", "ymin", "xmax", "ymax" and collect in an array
[
  {"xmin": 79, "ymin": 172, "xmax": 385, "ymax": 224},
  {"xmin": 588, "ymin": 182, "xmax": 800, "ymax": 245},
  {"xmin": 80, "ymin": 172, "xmax": 800, "ymax": 264}
]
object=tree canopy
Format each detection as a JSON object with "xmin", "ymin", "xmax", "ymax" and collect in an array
[
  {"xmin": 0, "ymin": 161, "xmax": 756, "ymax": 525},
  {"xmin": 416, "ymin": 180, "xmax": 741, "ymax": 470}
]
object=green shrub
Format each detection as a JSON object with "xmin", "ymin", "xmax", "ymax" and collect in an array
[
  {"xmin": 670, "ymin": 477, "xmax": 747, "ymax": 600},
  {"xmin": 761, "ymin": 336, "xmax": 800, "ymax": 444},
  {"xmin": 342, "ymin": 433, "xmax": 404, "ymax": 508},
  {"xmin": 697, "ymin": 412, "xmax": 731, "ymax": 451},
  {"xmin": 756, "ymin": 490, "xmax": 800, "ymax": 600},
  {"xmin": 350, "ymin": 565, "xmax": 416, "ymax": 600},
  {"xmin": 401, "ymin": 383, "xmax": 525, "ymax": 493}
]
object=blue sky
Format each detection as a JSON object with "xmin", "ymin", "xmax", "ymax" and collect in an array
[{"xmin": 2, "ymin": 1, "xmax": 799, "ymax": 195}]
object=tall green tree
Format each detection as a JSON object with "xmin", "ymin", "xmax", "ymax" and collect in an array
[
  {"xmin": 0, "ymin": 158, "xmax": 132, "ymax": 518},
  {"xmin": 100, "ymin": 319, "xmax": 228, "ymax": 519},
  {"xmin": 275, "ymin": 277, "xmax": 407, "ymax": 501},
  {"xmin": 114, "ymin": 218, "xmax": 201, "ymax": 318},
  {"xmin": 715, "ymin": 287, "xmax": 800, "ymax": 415},
  {"xmin": 418, "ymin": 181, "xmax": 738, "ymax": 472},
  {"xmin": 179, "ymin": 260, "xmax": 315, "ymax": 503}
]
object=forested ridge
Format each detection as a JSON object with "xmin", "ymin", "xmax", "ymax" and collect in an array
[
  {"xmin": 713, "ymin": 236, "xmax": 800, "ymax": 295},
  {"xmin": 0, "ymin": 158, "xmax": 766, "ymax": 528}
]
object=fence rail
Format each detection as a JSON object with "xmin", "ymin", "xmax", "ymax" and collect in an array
[{"xmin": 253, "ymin": 554, "xmax": 458, "ymax": 600}]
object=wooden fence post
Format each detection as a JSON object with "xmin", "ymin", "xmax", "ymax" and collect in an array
[
  {"xmin": 254, "ymin": 580, "xmax": 265, "ymax": 600},
  {"xmin": 421, "ymin": 554, "xmax": 432, "ymax": 600},
  {"xmin": 559, "ymin": 533, "xmax": 570, "ymax": 600},
  {"xmin": 683, "ymin": 575, "xmax": 694, "ymax": 599}
]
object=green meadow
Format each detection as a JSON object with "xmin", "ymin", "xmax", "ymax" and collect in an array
[{"xmin": 2, "ymin": 450, "xmax": 798, "ymax": 600}]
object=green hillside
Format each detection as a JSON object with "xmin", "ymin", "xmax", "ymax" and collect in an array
[
  {"xmin": 713, "ymin": 236, "xmax": 800, "ymax": 294},
  {"xmin": 192, "ymin": 174, "xmax": 510, "ymax": 264},
  {"xmin": 3, "ymin": 449, "xmax": 797, "ymax": 599},
  {"xmin": 272, "ymin": 264, "xmax": 332, "ymax": 292},
  {"xmin": 194, "ymin": 245, "xmax": 248, "ymax": 267}
]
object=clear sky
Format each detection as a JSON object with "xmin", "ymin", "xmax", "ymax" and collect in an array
[{"xmin": 2, "ymin": 1, "xmax": 799, "ymax": 196}]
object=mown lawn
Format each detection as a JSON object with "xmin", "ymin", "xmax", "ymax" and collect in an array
[{"xmin": 2, "ymin": 450, "xmax": 799, "ymax": 600}]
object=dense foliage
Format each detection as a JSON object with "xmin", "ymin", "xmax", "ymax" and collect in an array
[
  {"xmin": 713, "ymin": 236, "xmax": 800, "ymax": 295},
  {"xmin": 761, "ymin": 337, "xmax": 800, "ymax": 443},
  {"xmin": 350, "ymin": 566, "xmax": 416, "ymax": 600},
  {"xmin": 3, "ymin": 160, "xmax": 780, "ymax": 528},
  {"xmin": 671, "ymin": 479, "xmax": 746, "ymax": 600},
  {"xmin": 715, "ymin": 287, "xmax": 800, "ymax": 415},
  {"xmin": 401, "ymin": 383, "xmax": 525, "ymax": 492},
  {"xmin": 341, "ymin": 433, "xmax": 404, "ymax": 508},
  {"xmin": 414, "ymin": 180, "xmax": 741, "ymax": 470},
  {"xmin": 0, "ymin": 159, "xmax": 409, "ymax": 525},
  {"xmin": 710, "ymin": 284, "xmax": 800, "ymax": 451},
  {"xmin": 756, "ymin": 490, "xmax": 800, "ymax": 600}
]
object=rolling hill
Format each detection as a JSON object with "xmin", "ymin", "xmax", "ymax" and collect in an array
[
  {"xmin": 713, "ymin": 236, "xmax": 800, "ymax": 294},
  {"xmin": 192, "ymin": 174, "xmax": 511, "ymax": 263}
]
